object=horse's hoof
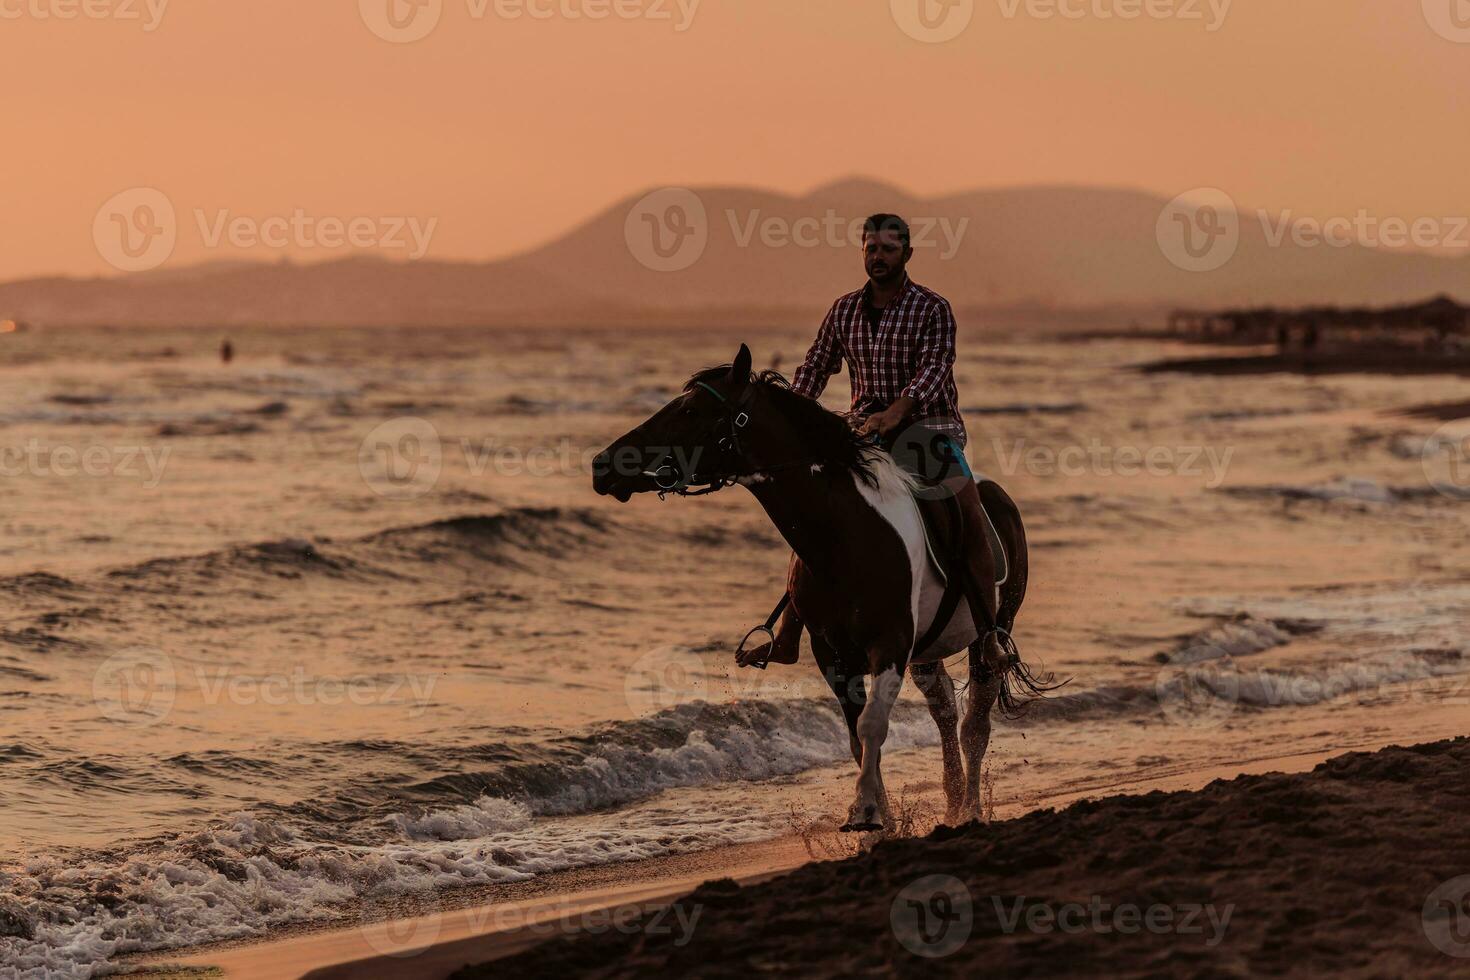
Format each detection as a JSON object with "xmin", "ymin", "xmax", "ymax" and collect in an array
[{"xmin": 838, "ymin": 820, "xmax": 884, "ymax": 833}]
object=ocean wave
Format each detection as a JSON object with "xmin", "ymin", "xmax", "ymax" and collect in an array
[
  {"xmin": 78, "ymin": 507, "xmax": 611, "ymax": 593},
  {"xmin": 387, "ymin": 697, "xmax": 941, "ymax": 839},
  {"xmin": 0, "ymin": 695, "xmax": 936, "ymax": 980}
]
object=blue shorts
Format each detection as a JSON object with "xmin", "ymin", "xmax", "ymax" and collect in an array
[
  {"xmin": 886, "ymin": 427, "xmax": 973, "ymax": 488},
  {"xmin": 934, "ymin": 435, "xmax": 973, "ymax": 480}
]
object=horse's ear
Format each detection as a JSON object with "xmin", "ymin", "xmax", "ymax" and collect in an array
[{"xmin": 729, "ymin": 344, "xmax": 752, "ymax": 387}]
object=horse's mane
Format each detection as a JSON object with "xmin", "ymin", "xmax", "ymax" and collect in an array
[{"xmin": 685, "ymin": 366, "xmax": 880, "ymax": 487}]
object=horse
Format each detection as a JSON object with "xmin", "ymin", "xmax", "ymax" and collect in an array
[{"xmin": 592, "ymin": 344, "xmax": 1046, "ymax": 831}]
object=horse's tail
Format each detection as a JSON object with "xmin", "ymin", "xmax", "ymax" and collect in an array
[{"xmin": 976, "ymin": 480, "xmax": 1066, "ymax": 717}]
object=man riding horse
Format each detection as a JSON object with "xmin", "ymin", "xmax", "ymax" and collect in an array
[
  {"xmin": 735, "ymin": 213, "xmax": 1006, "ymax": 676},
  {"xmin": 592, "ymin": 212, "xmax": 1047, "ymax": 830}
]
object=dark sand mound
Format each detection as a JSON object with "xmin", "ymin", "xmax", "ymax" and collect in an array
[{"xmin": 458, "ymin": 738, "xmax": 1470, "ymax": 978}]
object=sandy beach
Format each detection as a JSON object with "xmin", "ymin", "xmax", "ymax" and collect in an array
[{"xmin": 466, "ymin": 737, "xmax": 1470, "ymax": 978}]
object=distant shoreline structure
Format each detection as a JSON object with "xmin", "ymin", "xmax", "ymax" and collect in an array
[{"xmin": 1167, "ymin": 295, "xmax": 1470, "ymax": 353}]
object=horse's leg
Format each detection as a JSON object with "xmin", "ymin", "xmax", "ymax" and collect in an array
[
  {"xmin": 958, "ymin": 644, "xmax": 1002, "ymax": 822},
  {"xmin": 843, "ymin": 641, "xmax": 907, "ymax": 832},
  {"xmin": 909, "ymin": 660, "xmax": 964, "ymax": 823},
  {"xmin": 811, "ymin": 633, "xmax": 864, "ymax": 764}
]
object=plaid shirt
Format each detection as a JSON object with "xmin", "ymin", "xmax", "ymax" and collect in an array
[{"xmin": 792, "ymin": 276, "xmax": 967, "ymax": 446}]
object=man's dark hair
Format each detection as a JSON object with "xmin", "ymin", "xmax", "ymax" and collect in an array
[{"xmin": 863, "ymin": 213, "xmax": 911, "ymax": 247}]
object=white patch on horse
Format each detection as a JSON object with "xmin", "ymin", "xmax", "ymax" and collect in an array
[
  {"xmin": 850, "ymin": 454, "xmax": 926, "ymax": 660},
  {"xmin": 736, "ymin": 473, "xmax": 770, "ymax": 486},
  {"xmin": 850, "ymin": 453, "xmax": 976, "ymax": 663},
  {"xmin": 850, "ymin": 665, "xmax": 903, "ymax": 828}
]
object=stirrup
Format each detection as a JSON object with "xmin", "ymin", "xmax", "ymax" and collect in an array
[{"xmin": 736, "ymin": 624, "xmax": 775, "ymax": 670}]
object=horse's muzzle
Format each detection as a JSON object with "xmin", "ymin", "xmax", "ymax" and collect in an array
[{"xmin": 592, "ymin": 451, "xmax": 637, "ymax": 502}]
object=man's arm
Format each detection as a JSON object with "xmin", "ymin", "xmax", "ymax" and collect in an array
[
  {"xmin": 791, "ymin": 303, "xmax": 843, "ymax": 399},
  {"xmin": 900, "ymin": 299, "xmax": 957, "ymax": 405}
]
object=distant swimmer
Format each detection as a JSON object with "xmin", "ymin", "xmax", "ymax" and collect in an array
[{"xmin": 220, "ymin": 339, "xmax": 234, "ymax": 364}]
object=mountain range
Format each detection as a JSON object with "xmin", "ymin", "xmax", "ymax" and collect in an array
[{"xmin": 3, "ymin": 178, "xmax": 1465, "ymax": 327}]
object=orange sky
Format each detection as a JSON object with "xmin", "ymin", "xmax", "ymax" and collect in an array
[{"xmin": 2, "ymin": 0, "xmax": 1467, "ymax": 279}]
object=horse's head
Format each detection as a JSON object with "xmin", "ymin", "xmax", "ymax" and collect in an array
[{"xmin": 593, "ymin": 344, "xmax": 757, "ymax": 502}]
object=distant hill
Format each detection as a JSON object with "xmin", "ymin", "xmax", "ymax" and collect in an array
[{"xmin": 2, "ymin": 179, "xmax": 1466, "ymax": 327}]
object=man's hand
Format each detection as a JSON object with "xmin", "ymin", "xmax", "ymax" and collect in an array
[{"xmin": 856, "ymin": 397, "xmax": 917, "ymax": 441}]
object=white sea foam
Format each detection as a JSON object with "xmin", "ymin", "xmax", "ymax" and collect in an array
[{"xmin": 1, "ymin": 697, "xmax": 942, "ymax": 979}]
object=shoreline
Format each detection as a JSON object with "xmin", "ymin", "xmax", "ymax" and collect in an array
[{"xmin": 132, "ymin": 723, "xmax": 1467, "ymax": 980}]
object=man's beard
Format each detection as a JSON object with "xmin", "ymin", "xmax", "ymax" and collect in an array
[{"xmin": 868, "ymin": 262, "xmax": 904, "ymax": 283}]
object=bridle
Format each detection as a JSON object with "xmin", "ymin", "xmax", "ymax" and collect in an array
[
  {"xmin": 643, "ymin": 380, "xmax": 825, "ymax": 499},
  {"xmin": 643, "ymin": 380, "xmax": 758, "ymax": 499}
]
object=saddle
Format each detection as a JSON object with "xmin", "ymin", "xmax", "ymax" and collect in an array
[
  {"xmin": 880, "ymin": 425, "xmax": 1008, "ymax": 586},
  {"xmin": 735, "ymin": 425, "xmax": 1009, "ymax": 669}
]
